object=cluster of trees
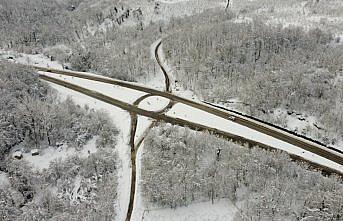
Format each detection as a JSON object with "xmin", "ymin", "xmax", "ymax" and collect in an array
[
  {"xmin": 0, "ymin": 0, "xmax": 77, "ymax": 51},
  {"xmin": 0, "ymin": 0, "xmax": 133, "ymax": 52},
  {"xmin": 142, "ymin": 124, "xmax": 343, "ymax": 220},
  {"xmin": 68, "ymin": 18, "xmax": 162, "ymax": 81},
  {"xmin": 67, "ymin": 7, "xmax": 232, "ymax": 82},
  {"xmin": 0, "ymin": 61, "xmax": 119, "ymax": 220},
  {"xmin": 0, "ymin": 0, "xmax": 159, "ymax": 82},
  {"xmin": 0, "ymin": 62, "xmax": 118, "ymax": 159},
  {"xmin": 1, "ymin": 149, "xmax": 117, "ymax": 220},
  {"xmin": 235, "ymin": 0, "xmax": 343, "ymax": 18},
  {"xmin": 162, "ymin": 10, "xmax": 343, "ymax": 146}
]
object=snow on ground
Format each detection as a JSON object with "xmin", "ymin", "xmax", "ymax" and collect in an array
[
  {"xmin": 157, "ymin": 0, "xmax": 191, "ymax": 4},
  {"xmin": 40, "ymin": 71, "xmax": 147, "ymax": 104},
  {"xmin": 143, "ymin": 199, "xmax": 238, "ymax": 221},
  {"xmin": 0, "ymin": 50, "xmax": 63, "ymax": 69},
  {"xmin": 135, "ymin": 116, "xmax": 153, "ymax": 142},
  {"xmin": 137, "ymin": 0, "xmax": 225, "ymax": 26},
  {"xmin": 23, "ymin": 145, "xmax": 75, "ymax": 171},
  {"xmin": 22, "ymin": 137, "xmax": 99, "ymax": 171},
  {"xmin": 156, "ymin": 40, "xmax": 175, "ymax": 90},
  {"xmin": 0, "ymin": 172, "xmax": 10, "ymax": 189},
  {"xmin": 138, "ymin": 96, "xmax": 170, "ymax": 112},
  {"xmin": 273, "ymin": 109, "xmax": 319, "ymax": 133},
  {"xmin": 167, "ymin": 103, "xmax": 343, "ymax": 173},
  {"xmin": 131, "ymin": 140, "xmax": 146, "ymax": 221},
  {"xmin": 71, "ymin": 176, "xmax": 82, "ymax": 202}
]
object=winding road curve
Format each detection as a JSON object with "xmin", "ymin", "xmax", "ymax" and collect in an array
[
  {"xmin": 155, "ymin": 40, "xmax": 172, "ymax": 93},
  {"xmin": 32, "ymin": 40, "xmax": 343, "ymax": 220}
]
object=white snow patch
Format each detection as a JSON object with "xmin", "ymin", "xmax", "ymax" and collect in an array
[
  {"xmin": 131, "ymin": 140, "xmax": 146, "ymax": 220},
  {"xmin": 135, "ymin": 116, "xmax": 153, "ymax": 142},
  {"xmin": 0, "ymin": 50, "xmax": 63, "ymax": 69},
  {"xmin": 157, "ymin": 0, "xmax": 191, "ymax": 4},
  {"xmin": 138, "ymin": 96, "xmax": 170, "ymax": 112},
  {"xmin": 23, "ymin": 145, "xmax": 76, "ymax": 171},
  {"xmin": 272, "ymin": 109, "xmax": 321, "ymax": 135},
  {"xmin": 22, "ymin": 137, "xmax": 98, "ymax": 171},
  {"xmin": 143, "ymin": 199, "xmax": 238, "ymax": 221},
  {"xmin": 71, "ymin": 176, "xmax": 82, "ymax": 202},
  {"xmin": 0, "ymin": 172, "xmax": 10, "ymax": 189},
  {"xmin": 80, "ymin": 136, "xmax": 99, "ymax": 156}
]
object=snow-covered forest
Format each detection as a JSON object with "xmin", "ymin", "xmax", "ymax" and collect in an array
[
  {"xmin": 163, "ymin": 10, "xmax": 343, "ymax": 148},
  {"xmin": 142, "ymin": 124, "xmax": 343, "ymax": 220},
  {"xmin": 0, "ymin": 62, "xmax": 118, "ymax": 219},
  {"xmin": 1, "ymin": 0, "xmax": 343, "ymax": 220}
]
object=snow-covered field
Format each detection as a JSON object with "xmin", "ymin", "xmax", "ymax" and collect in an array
[
  {"xmin": 138, "ymin": 96, "xmax": 170, "ymax": 112},
  {"xmin": 135, "ymin": 116, "xmax": 153, "ymax": 143},
  {"xmin": 143, "ymin": 199, "xmax": 238, "ymax": 221},
  {"xmin": 22, "ymin": 137, "xmax": 98, "ymax": 171},
  {"xmin": 0, "ymin": 172, "xmax": 10, "ymax": 189},
  {"xmin": 131, "ymin": 140, "xmax": 145, "ymax": 221},
  {"xmin": 0, "ymin": 50, "xmax": 63, "ymax": 69}
]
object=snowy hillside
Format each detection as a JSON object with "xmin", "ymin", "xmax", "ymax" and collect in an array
[{"xmin": 1, "ymin": 0, "xmax": 343, "ymax": 220}]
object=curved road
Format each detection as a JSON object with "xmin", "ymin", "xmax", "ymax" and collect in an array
[{"xmin": 155, "ymin": 40, "xmax": 171, "ymax": 93}]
